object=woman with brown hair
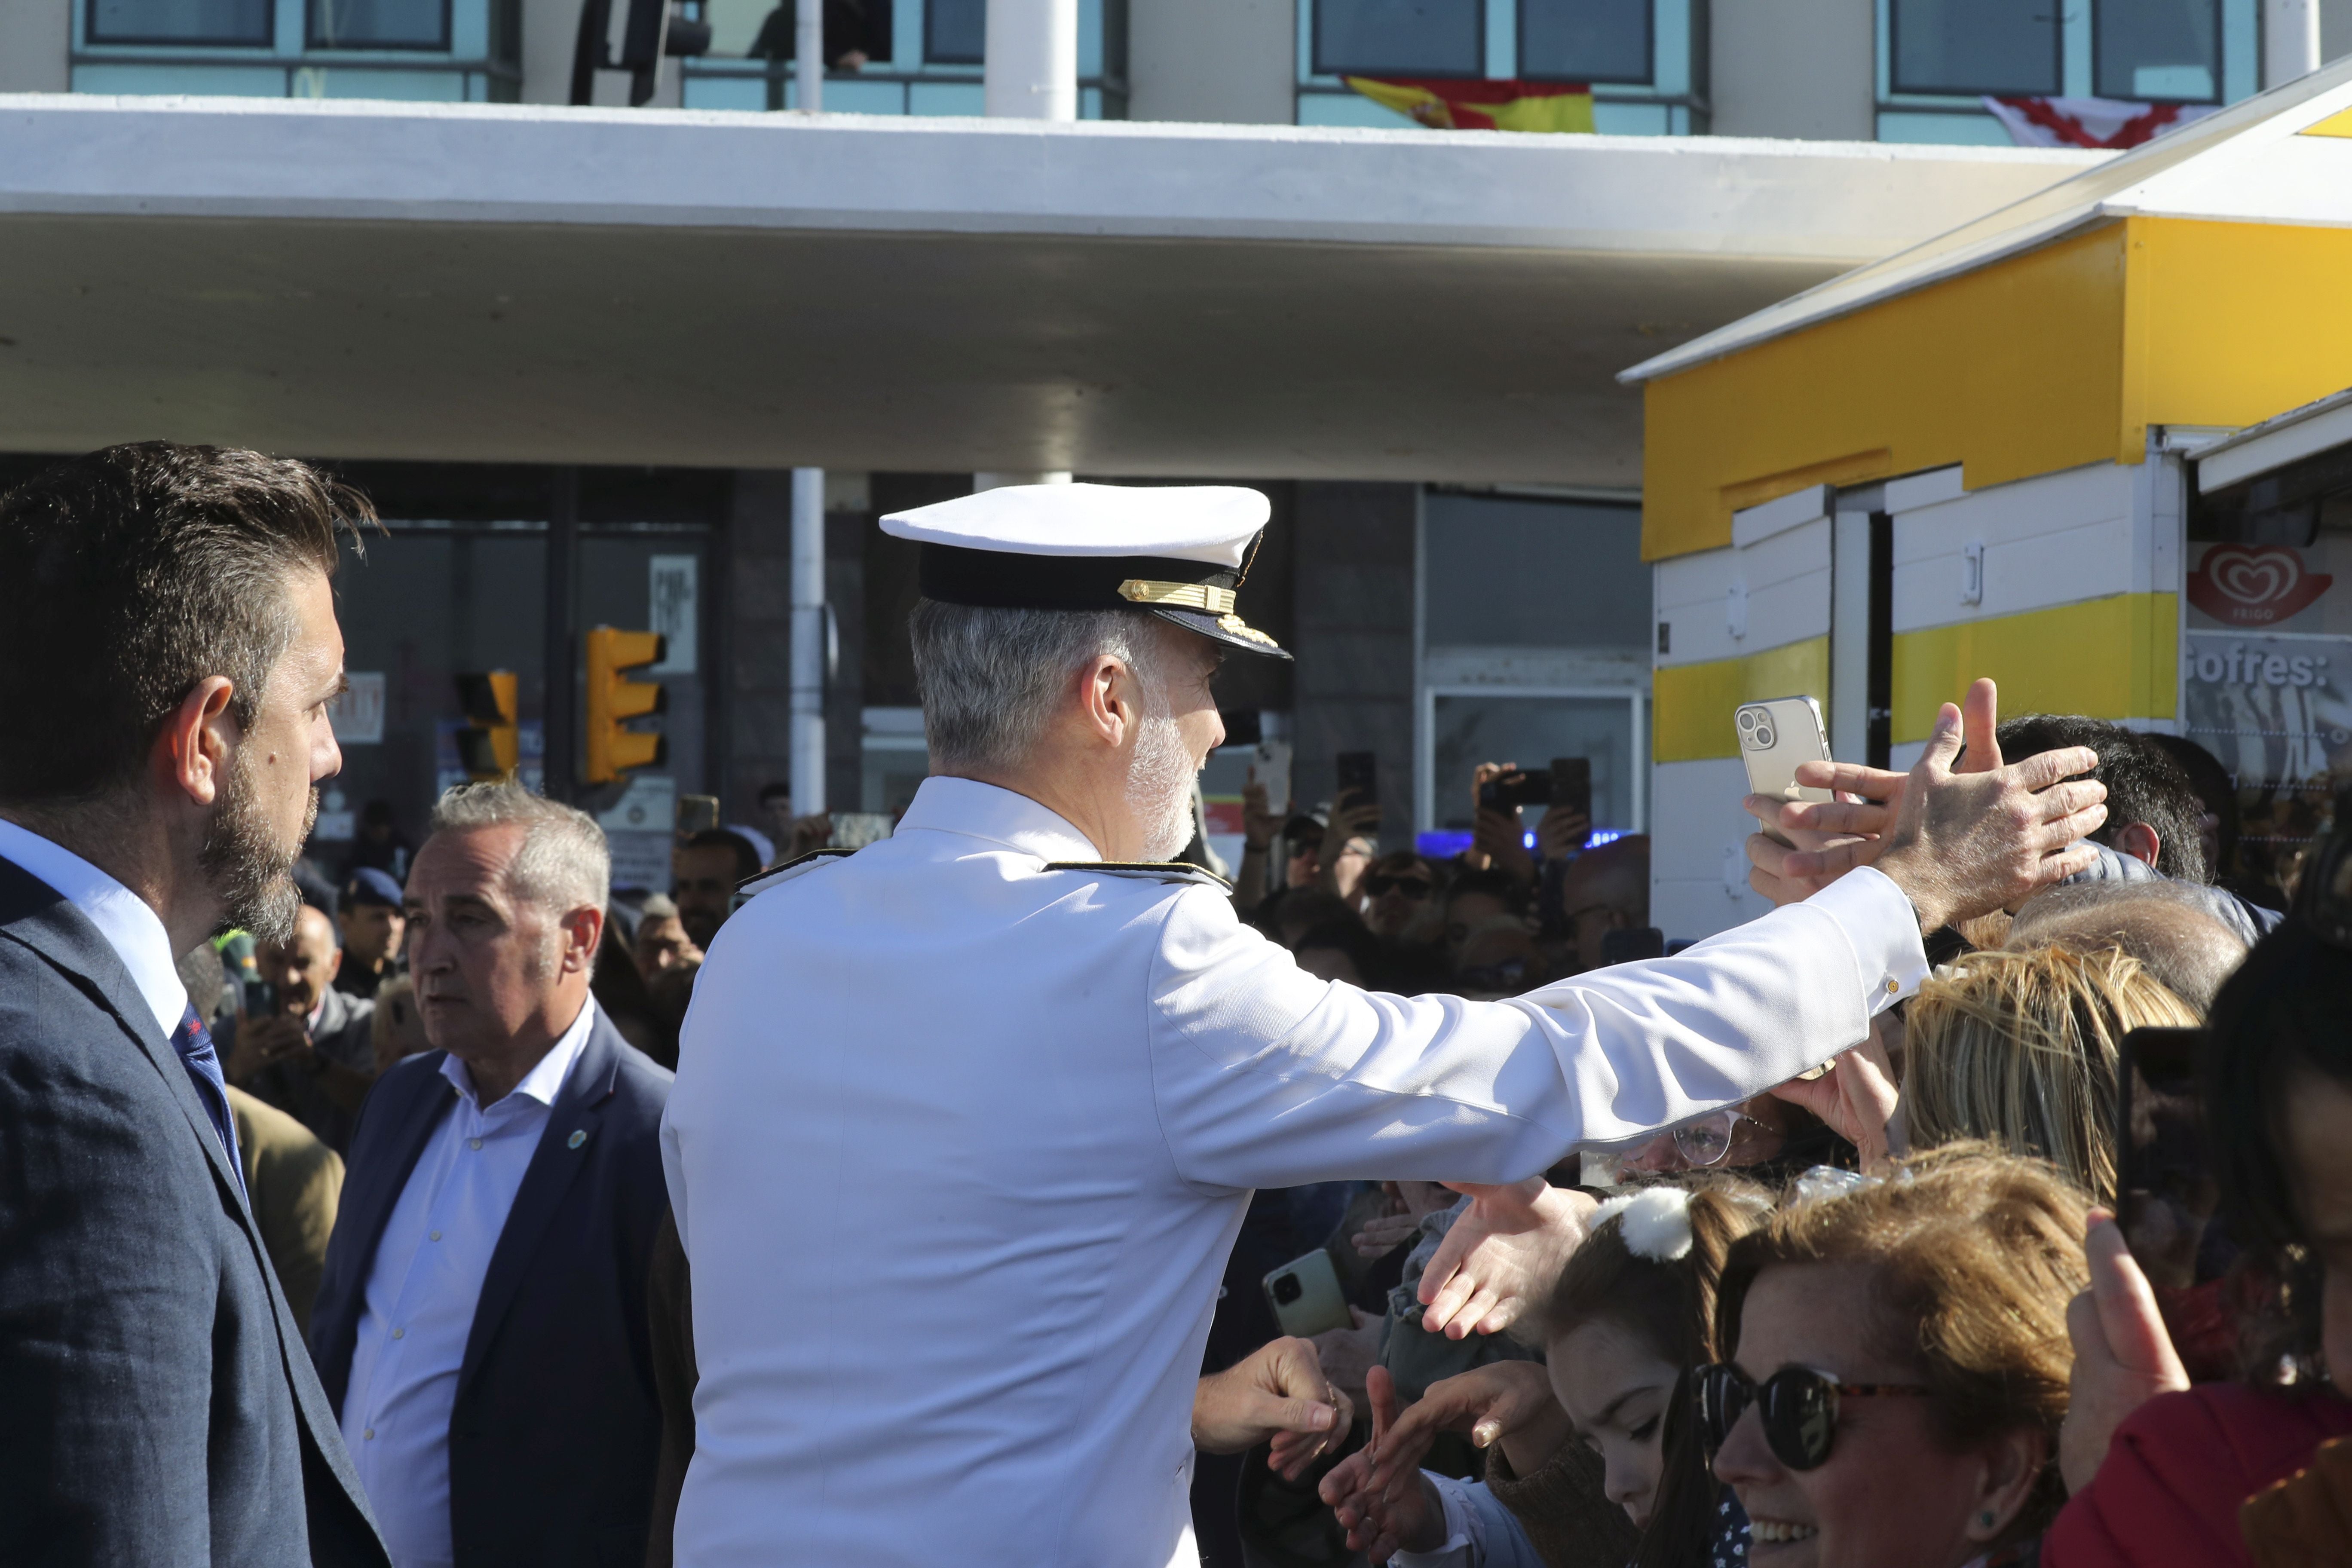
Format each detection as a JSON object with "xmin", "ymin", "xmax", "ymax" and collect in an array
[
  {"xmin": 1704, "ymin": 1146, "xmax": 2088, "ymax": 1568},
  {"xmin": 1902, "ymin": 946, "xmax": 2199, "ymax": 1203},
  {"xmin": 1318, "ymin": 1176, "xmax": 1771, "ymax": 1567}
]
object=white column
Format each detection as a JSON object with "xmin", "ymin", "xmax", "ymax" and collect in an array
[
  {"xmin": 984, "ymin": 0, "xmax": 1079, "ymax": 120},
  {"xmin": 2265, "ymin": 0, "xmax": 2321, "ymax": 87},
  {"xmin": 796, "ymin": 0, "xmax": 824, "ymax": 108},
  {"xmin": 790, "ymin": 466, "xmax": 827, "ymax": 815}
]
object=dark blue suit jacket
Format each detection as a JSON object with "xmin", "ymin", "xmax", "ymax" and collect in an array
[
  {"xmin": 0, "ymin": 856, "xmax": 387, "ymax": 1568},
  {"xmin": 311, "ymin": 1010, "xmax": 673, "ymax": 1568}
]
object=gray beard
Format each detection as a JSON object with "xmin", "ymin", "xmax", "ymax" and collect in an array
[
  {"xmin": 1127, "ymin": 710, "xmax": 1197, "ymax": 863},
  {"xmin": 199, "ymin": 750, "xmax": 316, "ymax": 945}
]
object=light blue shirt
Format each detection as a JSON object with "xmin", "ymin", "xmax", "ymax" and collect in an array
[
  {"xmin": 339, "ymin": 997, "xmax": 596, "ymax": 1568},
  {"xmin": 0, "ymin": 816, "xmax": 187, "ymax": 1040}
]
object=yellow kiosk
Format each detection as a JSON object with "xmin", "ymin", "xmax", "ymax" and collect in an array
[{"xmin": 1623, "ymin": 57, "xmax": 2352, "ymax": 941}]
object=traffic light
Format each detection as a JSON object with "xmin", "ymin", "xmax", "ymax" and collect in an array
[
  {"xmin": 454, "ymin": 671, "xmax": 519, "ymax": 782},
  {"xmin": 585, "ymin": 627, "xmax": 668, "ymax": 785}
]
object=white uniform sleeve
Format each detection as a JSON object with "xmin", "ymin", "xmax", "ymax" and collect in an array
[
  {"xmin": 1146, "ymin": 867, "xmax": 1928, "ymax": 1192},
  {"xmin": 1388, "ymin": 1473, "xmax": 1549, "ymax": 1568}
]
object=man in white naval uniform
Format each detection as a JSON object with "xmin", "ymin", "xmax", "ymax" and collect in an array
[{"xmin": 660, "ymin": 483, "xmax": 2108, "ymax": 1568}]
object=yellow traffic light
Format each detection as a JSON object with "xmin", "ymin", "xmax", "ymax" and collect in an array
[
  {"xmin": 454, "ymin": 671, "xmax": 519, "ymax": 781},
  {"xmin": 585, "ymin": 626, "xmax": 668, "ymax": 785}
]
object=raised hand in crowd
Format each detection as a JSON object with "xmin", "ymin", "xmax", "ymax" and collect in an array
[
  {"xmin": 1317, "ymin": 790, "xmax": 1381, "ymax": 903},
  {"xmin": 2059, "ymin": 1207, "xmax": 2189, "ymax": 1494},
  {"xmin": 1308, "ymin": 1306, "xmax": 1383, "ymax": 1418},
  {"xmin": 1351, "ymin": 1179, "xmax": 1460, "ymax": 1259},
  {"xmin": 1754, "ymin": 686, "xmax": 2108, "ymax": 932},
  {"xmin": 785, "ymin": 812, "xmax": 833, "ymax": 862},
  {"xmin": 1323, "ymin": 1359, "xmax": 1567, "ymax": 1557},
  {"xmin": 1744, "ymin": 675, "xmax": 2008, "ymax": 905},
  {"xmin": 1190, "ymin": 1335, "xmax": 1353, "ymax": 1482},
  {"xmin": 1768, "ymin": 1011, "xmax": 1903, "ymax": 1173},
  {"xmin": 1533, "ymin": 798, "xmax": 1591, "ymax": 864},
  {"xmin": 1414, "ymin": 1177, "xmax": 1599, "ymax": 1339}
]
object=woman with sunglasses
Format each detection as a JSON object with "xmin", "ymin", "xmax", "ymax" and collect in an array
[{"xmin": 1705, "ymin": 1146, "xmax": 2087, "ymax": 1568}]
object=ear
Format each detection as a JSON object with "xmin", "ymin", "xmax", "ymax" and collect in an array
[
  {"xmin": 155, "ymin": 676, "xmax": 239, "ymax": 808},
  {"xmin": 2111, "ymin": 821, "xmax": 2161, "ymax": 867},
  {"xmin": 325, "ymin": 944, "xmax": 343, "ymax": 982},
  {"xmin": 560, "ymin": 903, "xmax": 605, "ymax": 975},
  {"xmin": 1075, "ymin": 652, "xmax": 1138, "ymax": 750},
  {"xmin": 1962, "ymin": 1425, "xmax": 2050, "ymax": 1545}
]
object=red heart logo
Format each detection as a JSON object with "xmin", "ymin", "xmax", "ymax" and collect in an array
[{"xmin": 2189, "ymin": 545, "xmax": 2333, "ymax": 625}]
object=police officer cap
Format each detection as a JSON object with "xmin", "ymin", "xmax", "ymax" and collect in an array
[
  {"xmin": 879, "ymin": 483, "xmax": 1289, "ymax": 660},
  {"xmin": 343, "ymin": 866, "xmax": 403, "ymax": 909}
]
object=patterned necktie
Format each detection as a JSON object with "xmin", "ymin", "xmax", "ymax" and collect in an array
[{"xmin": 172, "ymin": 1004, "xmax": 247, "ymax": 1200}]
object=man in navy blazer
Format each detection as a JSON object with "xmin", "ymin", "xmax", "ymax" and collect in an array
[
  {"xmin": 0, "ymin": 444, "xmax": 388, "ymax": 1566},
  {"xmin": 311, "ymin": 783, "xmax": 672, "ymax": 1568}
]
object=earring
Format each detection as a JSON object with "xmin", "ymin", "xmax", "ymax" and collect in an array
[{"xmin": 1979, "ymin": 1511, "xmax": 1997, "ymax": 1528}]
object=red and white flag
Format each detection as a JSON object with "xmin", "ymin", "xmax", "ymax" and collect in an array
[{"xmin": 1983, "ymin": 94, "xmax": 2221, "ymax": 150}]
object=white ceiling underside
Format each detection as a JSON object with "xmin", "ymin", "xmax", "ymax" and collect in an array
[{"xmin": 0, "ymin": 96, "xmax": 2101, "ymax": 484}]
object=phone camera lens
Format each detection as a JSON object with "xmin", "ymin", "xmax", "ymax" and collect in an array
[
  {"xmin": 1754, "ymin": 725, "xmax": 1776, "ymax": 747},
  {"xmin": 1736, "ymin": 710, "xmax": 1757, "ymax": 731},
  {"xmin": 1271, "ymin": 1274, "xmax": 1302, "ymax": 1305}
]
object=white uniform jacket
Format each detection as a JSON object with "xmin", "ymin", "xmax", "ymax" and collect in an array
[{"xmin": 660, "ymin": 776, "xmax": 1927, "ymax": 1568}]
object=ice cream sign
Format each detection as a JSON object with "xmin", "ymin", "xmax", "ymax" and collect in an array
[{"xmin": 2187, "ymin": 545, "xmax": 2334, "ymax": 625}]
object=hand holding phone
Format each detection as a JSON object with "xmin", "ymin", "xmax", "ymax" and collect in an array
[
  {"xmin": 1736, "ymin": 698, "xmax": 1834, "ymax": 848},
  {"xmin": 1263, "ymin": 1248, "xmax": 1354, "ymax": 1338}
]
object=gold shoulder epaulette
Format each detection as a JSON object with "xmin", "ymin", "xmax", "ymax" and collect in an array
[
  {"xmin": 736, "ymin": 846, "xmax": 855, "ymax": 898},
  {"xmin": 1044, "ymin": 860, "xmax": 1232, "ymax": 891}
]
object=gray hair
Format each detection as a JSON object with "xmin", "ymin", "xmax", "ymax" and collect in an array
[
  {"xmin": 908, "ymin": 600, "xmax": 1170, "ymax": 773},
  {"xmin": 2006, "ymin": 880, "xmax": 2249, "ymax": 1015},
  {"xmin": 428, "ymin": 782, "xmax": 611, "ymax": 919}
]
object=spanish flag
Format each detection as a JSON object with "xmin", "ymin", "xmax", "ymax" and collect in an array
[{"xmin": 1344, "ymin": 76, "xmax": 1595, "ymax": 133}]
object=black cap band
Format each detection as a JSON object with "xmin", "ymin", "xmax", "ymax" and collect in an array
[{"xmin": 917, "ymin": 543, "xmax": 1241, "ymax": 611}]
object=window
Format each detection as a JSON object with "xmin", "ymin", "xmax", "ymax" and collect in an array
[
  {"xmin": 88, "ymin": 0, "xmax": 272, "ymax": 44},
  {"xmin": 2095, "ymin": 0, "xmax": 2220, "ymax": 100},
  {"xmin": 1314, "ymin": 0, "xmax": 1483, "ymax": 79},
  {"xmin": 310, "ymin": 0, "xmax": 451, "ymax": 48},
  {"xmin": 1890, "ymin": 0, "xmax": 2061, "ymax": 95},
  {"xmin": 1519, "ymin": 0, "xmax": 1651, "ymax": 84},
  {"xmin": 925, "ymin": 0, "xmax": 983, "ymax": 64}
]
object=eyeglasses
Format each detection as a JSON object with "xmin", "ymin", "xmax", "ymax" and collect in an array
[
  {"xmin": 1693, "ymin": 1363, "xmax": 1931, "ymax": 1471},
  {"xmin": 1364, "ymin": 874, "xmax": 1433, "ymax": 898},
  {"xmin": 1670, "ymin": 1108, "xmax": 1765, "ymax": 1167}
]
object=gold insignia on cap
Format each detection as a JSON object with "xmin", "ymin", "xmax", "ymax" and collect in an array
[
  {"xmin": 1217, "ymin": 615, "xmax": 1279, "ymax": 647},
  {"xmin": 1118, "ymin": 579, "xmax": 1238, "ymax": 614}
]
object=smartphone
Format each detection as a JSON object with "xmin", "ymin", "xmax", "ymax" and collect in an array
[
  {"xmin": 1736, "ymin": 697, "xmax": 1834, "ymax": 846},
  {"xmin": 676, "ymin": 794, "xmax": 721, "ymax": 836},
  {"xmin": 1550, "ymin": 757, "xmax": 1592, "ymax": 822},
  {"xmin": 242, "ymin": 977, "xmax": 279, "ymax": 1018},
  {"xmin": 2116, "ymin": 1025, "xmax": 2242, "ymax": 1379},
  {"xmin": 1252, "ymin": 739, "xmax": 1293, "ymax": 817},
  {"xmin": 1479, "ymin": 770, "xmax": 1550, "ymax": 811},
  {"xmin": 1335, "ymin": 750, "xmax": 1378, "ymax": 807},
  {"xmin": 1262, "ymin": 1248, "xmax": 1354, "ymax": 1338}
]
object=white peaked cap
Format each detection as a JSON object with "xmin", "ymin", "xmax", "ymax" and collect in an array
[{"xmin": 879, "ymin": 482, "xmax": 1271, "ymax": 568}]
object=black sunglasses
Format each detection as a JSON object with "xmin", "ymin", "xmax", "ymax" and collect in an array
[
  {"xmin": 1364, "ymin": 874, "xmax": 1433, "ymax": 898},
  {"xmin": 1693, "ymin": 1363, "xmax": 1930, "ymax": 1471}
]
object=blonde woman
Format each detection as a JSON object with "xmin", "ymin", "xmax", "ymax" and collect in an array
[{"xmin": 1902, "ymin": 945, "xmax": 2199, "ymax": 1204}]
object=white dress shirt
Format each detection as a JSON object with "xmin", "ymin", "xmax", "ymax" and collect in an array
[
  {"xmin": 340, "ymin": 996, "xmax": 596, "ymax": 1568},
  {"xmin": 662, "ymin": 777, "xmax": 1929, "ymax": 1568},
  {"xmin": 0, "ymin": 816, "xmax": 187, "ymax": 1041}
]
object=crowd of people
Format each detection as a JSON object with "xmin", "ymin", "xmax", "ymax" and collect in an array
[{"xmin": 5, "ymin": 442, "xmax": 2352, "ymax": 1568}]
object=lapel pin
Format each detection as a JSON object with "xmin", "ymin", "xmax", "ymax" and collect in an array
[{"xmin": 567, "ymin": 1129, "xmax": 586, "ymax": 1150}]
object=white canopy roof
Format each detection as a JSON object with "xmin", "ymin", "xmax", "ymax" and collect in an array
[{"xmin": 0, "ymin": 95, "xmax": 2100, "ymax": 483}]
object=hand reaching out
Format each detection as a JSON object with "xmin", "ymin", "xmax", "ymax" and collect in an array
[
  {"xmin": 2060, "ymin": 1210, "xmax": 2188, "ymax": 1494},
  {"xmin": 1357, "ymin": 1360, "xmax": 1568, "ymax": 1502},
  {"xmin": 1320, "ymin": 1367, "xmax": 1442, "ymax": 1559},
  {"xmin": 1416, "ymin": 1180, "xmax": 1599, "ymax": 1339},
  {"xmin": 1768, "ymin": 1014, "xmax": 1901, "ymax": 1172},
  {"xmin": 1191, "ymin": 1336, "xmax": 1354, "ymax": 1481}
]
